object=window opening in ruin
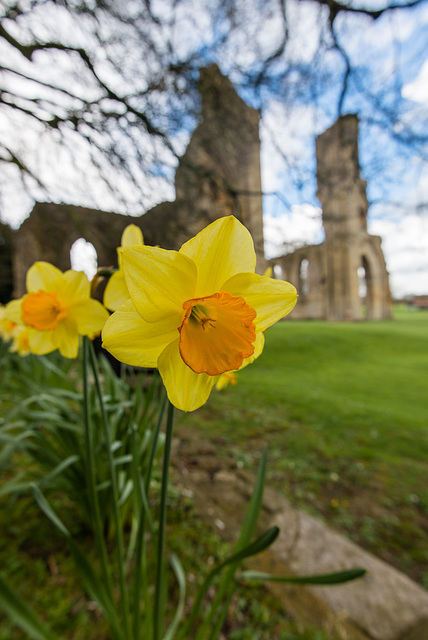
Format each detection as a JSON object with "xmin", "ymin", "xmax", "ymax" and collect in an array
[
  {"xmin": 359, "ymin": 257, "xmax": 372, "ymax": 319},
  {"xmin": 70, "ymin": 238, "xmax": 98, "ymax": 280},
  {"xmin": 299, "ymin": 258, "xmax": 309, "ymax": 295},
  {"xmin": 358, "ymin": 266, "xmax": 367, "ymax": 299},
  {"xmin": 273, "ymin": 264, "xmax": 283, "ymax": 280}
]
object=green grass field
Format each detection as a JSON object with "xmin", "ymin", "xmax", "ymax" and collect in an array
[
  {"xmin": 181, "ymin": 307, "xmax": 428, "ymax": 585},
  {"xmin": 0, "ymin": 307, "xmax": 426, "ymax": 638}
]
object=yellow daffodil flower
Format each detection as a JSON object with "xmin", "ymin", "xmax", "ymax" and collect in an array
[
  {"xmin": 102, "ymin": 216, "xmax": 297, "ymax": 411},
  {"xmin": 103, "ymin": 224, "xmax": 144, "ymax": 311},
  {"xmin": 5, "ymin": 262, "xmax": 109, "ymax": 358},
  {"xmin": 263, "ymin": 266, "xmax": 273, "ymax": 278},
  {"xmin": 0, "ymin": 304, "xmax": 17, "ymax": 343},
  {"xmin": 9, "ymin": 324, "xmax": 31, "ymax": 356},
  {"xmin": 215, "ymin": 370, "xmax": 238, "ymax": 391}
]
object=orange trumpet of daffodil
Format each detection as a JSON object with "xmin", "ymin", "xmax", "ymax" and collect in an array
[
  {"xmin": 103, "ymin": 224, "xmax": 144, "ymax": 311},
  {"xmin": 102, "ymin": 216, "xmax": 297, "ymax": 411},
  {"xmin": 5, "ymin": 262, "xmax": 109, "ymax": 358}
]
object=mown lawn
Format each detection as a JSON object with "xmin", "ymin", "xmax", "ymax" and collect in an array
[{"xmin": 181, "ymin": 307, "xmax": 428, "ymax": 585}]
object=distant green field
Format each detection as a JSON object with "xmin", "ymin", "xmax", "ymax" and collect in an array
[{"xmin": 182, "ymin": 307, "xmax": 428, "ymax": 584}]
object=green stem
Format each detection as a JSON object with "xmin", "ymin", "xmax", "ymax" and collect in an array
[
  {"xmin": 82, "ymin": 337, "xmax": 113, "ymax": 600},
  {"xmin": 88, "ymin": 340, "xmax": 132, "ymax": 639},
  {"xmin": 131, "ymin": 391, "xmax": 168, "ymax": 640},
  {"xmin": 153, "ymin": 400, "xmax": 175, "ymax": 640}
]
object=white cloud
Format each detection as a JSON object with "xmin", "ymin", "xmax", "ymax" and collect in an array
[
  {"xmin": 402, "ymin": 58, "xmax": 428, "ymax": 104},
  {"xmin": 369, "ymin": 215, "xmax": 428, "ymax": 298},
  {"xmin": 263, "ymin": 205, "xmax": 323, "ymax": 259}
]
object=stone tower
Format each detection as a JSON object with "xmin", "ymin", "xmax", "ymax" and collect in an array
[
  {"xmin": 316, "ymin": 114, "xmax": 368, "ymax": 320},
  {"xmin": 316, "ymin": 115, "xmax": 391, "ymax": 320},
  {"xmin": 141, "ymin": 64, "xmax": 266, "ymax": 270}
]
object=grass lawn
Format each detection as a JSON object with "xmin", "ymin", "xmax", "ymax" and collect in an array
[
  {"xmin": 180, "ymin": 306, "xmax": 428, "ymax": 586},
  {"xmin": 0, "ymin": 307, "xmax": 426, "ymax": 638}
]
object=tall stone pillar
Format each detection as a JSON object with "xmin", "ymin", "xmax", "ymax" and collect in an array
[{"xmin": 316, "ymin": 115, "xmax": 369, "ymax": 321}]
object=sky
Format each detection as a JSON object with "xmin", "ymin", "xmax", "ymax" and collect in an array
[
  {"xmin": 257, "ymin": 7, "xmax": 428, "ymax": 299},
  {"xmin": 1, "ymin": 0, "xmax": 428, "ymax": 299}
]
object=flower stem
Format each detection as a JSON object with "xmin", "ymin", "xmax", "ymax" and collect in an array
[
  {"xmin": 131, "ymin": 389, "xmax": 167, "ymax": 640},
  {"xmin": 82, "ymin": 337, "xmax": 113, "ymax": 600},
  {"xmin": 87, "ymin": 340, "xmax": 132, "ymax": 639},
  {"xmin": 153, "ymin": 399, "xmax": 175, "ymax": 640}
]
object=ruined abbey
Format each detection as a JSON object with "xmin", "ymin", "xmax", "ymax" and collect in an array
[{"xmin": 0, "ymin": 65, "xmax": 392, "ymax": 321}]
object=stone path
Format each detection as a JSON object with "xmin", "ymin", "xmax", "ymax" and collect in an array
[{"xmin": 172, "ymin": 430, "xmax": 428, "ymax": 640}]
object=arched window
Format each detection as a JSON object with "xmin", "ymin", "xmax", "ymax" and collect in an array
[
  {"xmin": 358, "ymin": 265, "xmax": 367, "ymax": 299},
  {"xmin": 273, "ymin": 264, "xmax": 283, "ymax": 280},
  {"xmin": 70, "ymin": 238, "xmax": 98, "ymax": 280},
  {"xmin": 299, "ymin": 258, "xmax": 309, "ymax": 295}
]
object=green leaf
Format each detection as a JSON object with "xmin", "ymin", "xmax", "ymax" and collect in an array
[
  {"xmin": 32, "ymin": 484, "xmax": 69, "ymax": 537},
  {"xmin": 214, "ymin": 526, "xmax": 279, "ymax": 574},
  {"xmin": 31, "ymin": 486, "xmax": 123, "ymax": 639},
  {"xmin": 68, "ymin": 540, "xmax": 123, "ymax": 639},
  {"xmin": 0, "ymin": 574, "xmax": 59, "ymax": 640},
  {"xmin": 178, "ymin": 527, "xmax": 279, "ymax": 640},
  {"xmin": 239, "ymin": 567, "xmax": 367, "ymax": 585},
  {"xmin": 163, "ymin": 554, "xmax": 186, "ymax": 640},
  {"xmin": 236, "ymin": 447, "xmax": 268, "ymax": 549}
]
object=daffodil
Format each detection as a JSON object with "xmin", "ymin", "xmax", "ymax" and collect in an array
[
  {"xmin": 103, "ymin": 224, "xmax": 144, "ymax": 311},
  {"xmin": 102, "ymin": 216, "xmax": 297, "ymax": 411},
  {"xmin": 5, "ymin": 262, "xmax": 109, "ymax": 358},
  {"xmin": 215, "ymin": 370, "xmax": 238, "ymax": 391},
  {"xmin": 9, "ymin": 324, "xmax": 31, "ymax": 356},
  {"xmin": 0, "ymin": 304, "xmax": 16, "ymax": 343}
]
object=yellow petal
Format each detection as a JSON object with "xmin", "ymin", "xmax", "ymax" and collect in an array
[
  {"xmin": 216, "ymin": 371, "xmax": 238, "ymax": 390},
  {"xmin": 179, "ymin": 216, "xmax": 256, "ymax": 297},
  {"xmin": 223, "ymin": 272, "xmax": 297, "ymax": 331},
  {"xmin": 55, "ymin": 318, "xmax": 79, "ymax": 358},
  {"xmin": 26, "ymin": 262, "xmax": 62, "ymax": 293},
  {"xmin": 28, "ymin": 328, "xmax": 57, "ymax": 355},
  {"xmin": 103, "ymin": 271, "xmax": 129, "ymax": 311},
  {"xmin": 69, "ymin": 299, "xmax": 109, "ymax": 335},
  {"xmin": 102, "ymin": 300, "xmax": 180, "ymax": 368},
  {"xmin": 158, "ymin": 339, "xmax": 217, "ymax": 412},
  {"xmin": 58, "ymin": 270, "xmax": 90, "ymax": 306},
  {"xmin": 121, "ymin": 224, "xmax": 144, "ymax": 247},
  {"xmin": 122, "ymin": 246, "xmax": 197, "ymax": 322},
  {"xmin": 5, "ymin": 299, "xmax": 23, "ymax": 324},
  {"xmin": 239, "ymin": 331, "xmax": 265, "ymax": 370}
]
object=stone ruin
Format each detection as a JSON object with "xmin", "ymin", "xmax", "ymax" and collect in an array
[
  {"xmin": 270, "ymin": 114, "xmax": 392, "ymax": 320},
  {"xmin": 0, "ymin": 65, "xmax": 392, "ymax": 321}
]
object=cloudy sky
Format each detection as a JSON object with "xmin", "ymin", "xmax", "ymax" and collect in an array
[{"xmin": 260, "ymin": 32, "xmax": 428, "ymax": 300}]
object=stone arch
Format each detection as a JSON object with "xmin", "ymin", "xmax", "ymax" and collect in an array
[
  {"xmin": 11, "ymin": 203, "xmax": 135, "ymax": 297},
  {"xmin": 70, "ymin": 237, "xmax": 98, "ymax": 280},
  {"xmin": 359, "ymin": 236, "xmax": 392, "ymax": 320},
  {"xmin": 272, "ymin": 263, "xmax": 283, "ymax": 280},
  {"xmin": 299, "ymin": 257, "xmax": 310, "ymax": 295}
]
